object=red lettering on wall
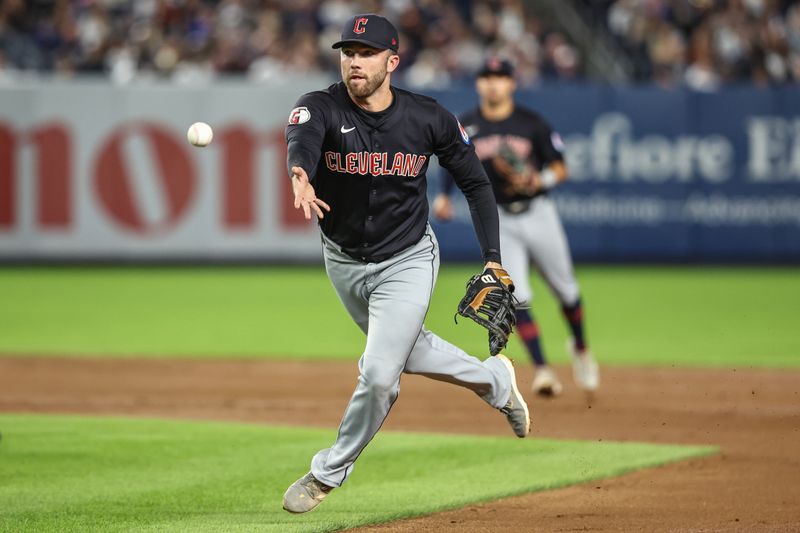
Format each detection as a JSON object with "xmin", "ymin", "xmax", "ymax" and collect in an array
[
  {"xmin": 31, "ymin": 124, "xmax": 71, "ymax": 228},
  {"xmin": 0, "ymin": 122, "xmax": 71, "ymax": 229},
  {"xmin": 94, "ymin": 130, "xmax": 143, "ymax": 230},
  {"xmin": 93, "ymin": 123, "xmax": 195, "ymax": 234},
  {"xmin": 0, "ymin": 124, "xmax": 15, "ymax": 228},
  {"xmin": 218, "ymin": 125, "xmax": 256, "ymax": 229},
  {"xmin": 274, "ymin": 128, "xmax": 311, "ymax": 229}
]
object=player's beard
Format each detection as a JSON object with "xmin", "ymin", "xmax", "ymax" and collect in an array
[
  {"xmin": 345, "ymin": 66, "xmax": 388, "ymax": 98},
  {"xmin": 484, "ymin": 90, "xmax": 507, "ymax": 107}
]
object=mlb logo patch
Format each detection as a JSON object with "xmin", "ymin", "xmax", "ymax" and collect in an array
[
  {"xmin": 288, "ymin": 107, "xmax": 311, "ymax": 125},
  {"xmin": 457, "ymin": 120, "xmax": 471, "ymax": 145},
  {"xmin": 551, "ymin": 132, "xmax": 565, "ymax": 151}
]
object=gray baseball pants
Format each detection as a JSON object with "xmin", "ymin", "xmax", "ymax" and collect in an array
[
  {"xmin": 310, "ymin": 225, "xmax": 511, "ymax": 488},
  {"xmin": 499, "ymin": 196, "xmax": 580, "ymax": 307}
]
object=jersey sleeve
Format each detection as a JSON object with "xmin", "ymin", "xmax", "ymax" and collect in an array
[
  {"xmin": 438, "ymin": 169, "xmax": 456, "ymax": 195},
  {"xmin": 531, "ymin": 116, "xmax": 565, "ymax": 168},
  {"xmin": 437, "ymin": 111, "xmax": 467, "ymax": 196},
  {"xmin": 433, "ymin": 105, "xmax": 501, "ymax": 264},
  {"xmin": 285, "ymin": 93, "xmax": 329, "ymax": 179}
]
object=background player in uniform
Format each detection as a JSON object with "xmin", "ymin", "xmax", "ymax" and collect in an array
[
  {"xmin": 281, "ymin": 15, "xmax": 527, "ymax": 514},
  {"xmin": 433, "ymin": 58, "xmax": 599, "ymax": 397}
]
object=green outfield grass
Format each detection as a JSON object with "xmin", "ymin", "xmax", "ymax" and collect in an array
[
  {"xmin": 0, "ymin": 266, "xmax": 798, "ymax": 367},
  {"xmin": 0, "ymin": 414, "xmax": 715, "ymax": 533}
]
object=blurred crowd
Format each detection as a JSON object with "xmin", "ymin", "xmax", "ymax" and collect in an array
[
  {"xmin": 0, "ymin": 0, "xmax": 577, "ymax": 87},
  {"xmin": 586, "ymin": 0, "xmax": 800, "ymax": 89},
  {"xmin": 1, "ymin": 0, "xmax": 799, "ymax": 89}
]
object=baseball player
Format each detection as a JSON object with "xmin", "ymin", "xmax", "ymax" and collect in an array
[
  {"xmin": 433, "ymin": 58, "xmax": 599, "ymax": 397},
  {"xmin": 281, "ymin": 15, "xmax": 528, "ymax": 514}
]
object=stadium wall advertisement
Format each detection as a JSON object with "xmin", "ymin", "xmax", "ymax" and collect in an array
[{"xmin": 1, "ymin": 81, "xmax": 798, "ymax": 262}]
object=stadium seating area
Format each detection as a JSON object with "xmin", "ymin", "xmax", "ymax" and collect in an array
[
  {"xmin": 1, "ymin": 0, "xmax": 799, "ymax": 88},
  {"xmin": 586, "ymin": 0, "xmax": 800, "ymax": 89}
]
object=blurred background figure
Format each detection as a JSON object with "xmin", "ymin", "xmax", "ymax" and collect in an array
[{"xmin": 433, "ymin": 57, "xmax": 599, "ymax": 397}]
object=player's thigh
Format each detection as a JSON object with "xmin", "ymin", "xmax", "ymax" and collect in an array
[
  {"xmin": 499, "ymin": 214, "xmax": 533, "ymax": 305},
  {"xmin": 527, "ymin": 198, "xmax": 580, "ymax": 305},
  {"xmin": 364, "ymin": 231, "xmax": 439, "ymax": 364},
  {"xmin": 323, "ymin": 251, "xmax": 369, "ymax": 333}
]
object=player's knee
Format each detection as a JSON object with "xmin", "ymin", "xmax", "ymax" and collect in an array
[
  {"xmin": 364, "ymin": 376, "xmax": 399, "ymax": 399},
  {"xmin": 559, "ymin": 287, "xmax": 581, "ymax": 307},
  {"xmin": 360, "ymin": 364, "xmax": 400, "ymax": 398}
]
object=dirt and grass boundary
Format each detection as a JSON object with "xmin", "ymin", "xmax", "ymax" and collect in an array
[{"xmin": 1, "ymin": 357, "xmax": 798, "ymax": 531}]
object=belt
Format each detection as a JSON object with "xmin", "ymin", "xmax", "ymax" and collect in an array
[
  {"xmin": 499, "ymin": 199, "xmax": 532, "ymax": 215},
  {"xmin": 342, "ymin": 249, "xmax": 397, "ymax": 263},
  {"xmin": 324, "ymin": 227, "xmax": 429, "ymax": 264},
  {"xmin": 500, "ymin": 191, "xmax": 549, "ymax": 215}
]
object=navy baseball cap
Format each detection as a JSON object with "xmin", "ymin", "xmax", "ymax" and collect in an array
[
  {"xmin": 478, "ymin": 57, "xmax": 515, "ymax": 77},
  {"xmin": 332, "ymin": 14, "xmax": 399, "ymax": 53}
]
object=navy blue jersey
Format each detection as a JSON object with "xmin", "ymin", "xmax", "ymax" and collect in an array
[
  {"xmin": 443, "ymin": 105, "xmax": 565, "ymax": 205},
  {"xmin": 286, "ymin": 81, "xmax": 501, "ymax": 263}
]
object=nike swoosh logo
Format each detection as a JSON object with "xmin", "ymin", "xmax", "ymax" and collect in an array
[{"xmin": 340, "ymin": 126, "xmax": 356, "ymax": 133}]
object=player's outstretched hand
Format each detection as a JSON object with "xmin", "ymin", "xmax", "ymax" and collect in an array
[
  {"xmin": 291, "ymin": 166, "xmax": 331, "ymax": 220},
  {"xmin": 432, "ymin": 194, "xmax": 454, "ymax": 221}
]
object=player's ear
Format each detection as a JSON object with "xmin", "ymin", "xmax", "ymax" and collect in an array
[{"xmin": 387, "ymin": 52, "xmax": 400, "ymax": 73}]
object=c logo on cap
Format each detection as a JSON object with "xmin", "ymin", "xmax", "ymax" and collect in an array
[{"xmin": 353, "ymin": 17, "xmax": 368, "ymax": 34}]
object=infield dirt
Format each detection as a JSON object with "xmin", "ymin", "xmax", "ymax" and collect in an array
[{"xmin": 1, "ymin": 357, "xmax": 798, "ymax": 532}]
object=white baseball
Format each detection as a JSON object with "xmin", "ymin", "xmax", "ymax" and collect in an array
[{"xmin": 187, "ymin": 122, "xmax": 213, "ymax": 147}]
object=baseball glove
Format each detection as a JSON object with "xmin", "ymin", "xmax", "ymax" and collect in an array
[
  {"xmin": 493, "ymin": 143, "xmax": 536, "ymax": 195},
  {"xmin": 455, "ymin": 267, "xmax": 518, "ymax": 356}
]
